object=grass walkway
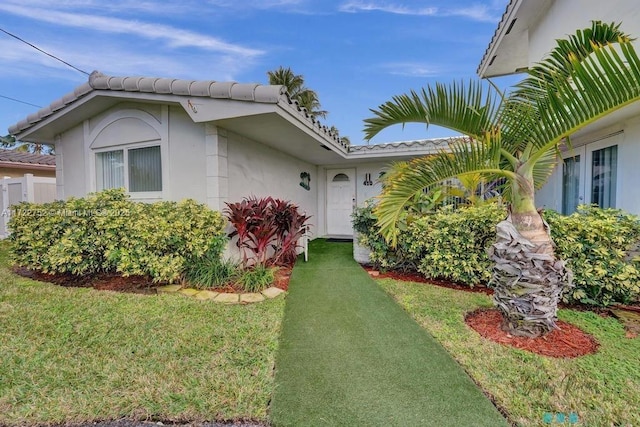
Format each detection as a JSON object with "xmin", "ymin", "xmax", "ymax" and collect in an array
[{"xmin": 270, "ymin": 239, "xmax": 508, "ymax": 426}]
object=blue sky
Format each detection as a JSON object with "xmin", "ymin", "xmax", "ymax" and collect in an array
[{"xmin": 0, "ymin": 0, "xmax": 515, "ymax": 145}]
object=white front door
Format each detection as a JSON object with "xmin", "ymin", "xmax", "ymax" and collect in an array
[{"xmin": 326, "ymin": 169, "xmax": 356, "ymax": 236}]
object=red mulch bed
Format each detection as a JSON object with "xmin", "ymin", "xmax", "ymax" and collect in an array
[
  {"xmin": 274, "ymin": 267, "xmax": 291, "ymax": 291},
  {"xmin": 362, "ymin": 265, "xmax": 610, "ymax": 357},
  {"xmin": 13, "ymin": 266, "xmax": 157, "ymax": 294},
  {"xmin": 12, "ymin": 265, "xmax": 293, "ymax": 294},
  {"xmin": 466, "ymin": 308, "xmax": 599, "ymax": 358}
]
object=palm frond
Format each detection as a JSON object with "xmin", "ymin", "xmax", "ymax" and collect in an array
[
  {"xmin": 531, "ymin": 146, "xmax": 558, "ymax": 190},
  {"xmin": 364, "ymin": 80, "xmax": 498, "ymax": 141},
  {"xmin": 375, "ymin": 135, "xmax": 513, "ymax": 243},
  {"xmin": 506, "ymin": 21, "xmax": 640, "ymax": 157}
]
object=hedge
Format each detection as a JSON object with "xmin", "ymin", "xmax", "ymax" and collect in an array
[
  {"xmin": 353, "ymin": 203, "xmax": 640, "ymax": 306},
  {"xmin": 9, "ymin": 189, "xmax": 227, "ymax": 283}
]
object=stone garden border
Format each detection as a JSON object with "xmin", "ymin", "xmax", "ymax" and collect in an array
[{"xmin": 157, "ymin": 285, "xmax": 285, "ymax": 304}]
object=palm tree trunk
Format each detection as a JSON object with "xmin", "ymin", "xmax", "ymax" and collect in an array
[{"xmin": 488, "ymin": 175, "xmax": 573, "ymax": 337}]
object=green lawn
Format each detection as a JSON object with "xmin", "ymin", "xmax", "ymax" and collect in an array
[
  {"xmin": 270, "ymin": 240, "xmax": 508, "ymax": 426},
  {"xmin": 378, "ymin": 278, "xmax": 640, "ymax": 427},
  {"xmin": 0, "ymin": 243, "xmax": 284, "ymax": 425}
]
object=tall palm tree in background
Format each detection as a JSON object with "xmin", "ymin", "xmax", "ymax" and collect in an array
[
  {"xmin": 364, "ymin": 22, "xmax": 640, "ymax": 338},
  {"xmin": 268, "ymin": 66, "xmax": 328, "ymax": 119},
  {"xmin": 1, "ymin": 134, "xmax": 53, "ymax": 154}
]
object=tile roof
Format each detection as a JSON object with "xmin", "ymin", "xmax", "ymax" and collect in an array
[
  {"xmin": 349, "ymin": 136, "xmax": 466, "ymax": 154},
  {"xmin": 9, "ymin": 71, "xmax": 459, "ymax": 157},
  {"xmin": 9, "ymin": 71, "xmax": 349, "ymax": 149},
  {"xmin": 0, "ymin": 149, "xmax": 55, "ymax": 166}
]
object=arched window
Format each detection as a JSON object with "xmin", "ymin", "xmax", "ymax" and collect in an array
[{"xmin": 332, "ymin": 173, "xmax": 350, "ymax": 182}]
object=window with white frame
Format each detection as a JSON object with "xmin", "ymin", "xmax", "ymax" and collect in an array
[
  {"xmin": 96, "ymin": 145, "xmax": 162, "ymax": 192},
  {"xmin": 562, "ymin": 155, "xmax": 581, "ymax": 215},
  {"xmin": 590, "ymin": 145, "xmax": 617, "ymax": 209}
]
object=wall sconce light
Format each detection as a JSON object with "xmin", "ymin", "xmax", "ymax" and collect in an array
[
  {"xmin": 300, "ymin": 172, "xmax": 311, "ymax": 190},
  {"xmin": 363, "ymin": 173, "xmax": 373, "ymax": 186}
]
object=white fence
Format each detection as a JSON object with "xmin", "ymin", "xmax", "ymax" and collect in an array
[{"xmin": 0, "ymin": 174, "xmax": 57, "ymax": 238}]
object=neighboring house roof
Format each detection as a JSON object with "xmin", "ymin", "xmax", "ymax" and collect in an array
[
  {"xmin": 348, "ymin": 137, "xmax": 464, "ymax": 159},
  {"xmin": 477, "ymin": 0, "xmax": 553, "ymax": 78},
  {"xmin": 0, "ymin": 149, "xmax": 55, "ymax": 170}
]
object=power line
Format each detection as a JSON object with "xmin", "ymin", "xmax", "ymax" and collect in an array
[
  {"xmin": 0, "ymin": 27, "xmax": 90, "ymax": 76},
  {"xmin": 0, "ymin": 94, "xmax": 42, "ymax": 108}
]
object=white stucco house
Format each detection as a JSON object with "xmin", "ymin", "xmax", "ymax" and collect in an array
[
  {"xmin": 15, "ymin": 0, "xmax": 639, "ymax": 255},
  {"xmin": 9, "ymin": 71, "xmax": 449, "ymax": 242},
  {"xmin": 478, "ymin": 0, "xmax": 640, "ymax": 216}
]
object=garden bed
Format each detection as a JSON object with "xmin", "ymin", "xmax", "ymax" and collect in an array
[
  {"xmin": 12, "ymin": 265, "xmax": 292, "ymax": 295},
  {"xmin": 465, "ymin": 308, "xmax": 599, "ymax": 358}
]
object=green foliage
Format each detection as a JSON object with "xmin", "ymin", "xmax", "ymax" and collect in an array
[
  {"xmin": 237, "ymin": 264, "xmax": 276, "ymax": 293},
  {"xmin": 352, "ymin": 200, "xmax": 418, "ymax": 272},
  {"xmin": 353, "ymin": 198, "xmax": 504, "ymax": 274},
  {"xmin": 9, "ymin": 189, "xmax": 227, "ymax": 283},
  {"xmin": 364, "ymin": 22, "xmax": 640, "ymax": 245},
  {"xmin": 357, "ymin": 201, "xmax": 640, "ymax": 306},
  {"xmin": 267, "ymin": 66, "xmax": 327, "ymax": 119},
  {"xmin": 409, "ymin": 204, "xmax": 507, "ymax": 285},
  {"xmin": 185, "ymin": 252, "xmax": 240, "ymax": 290},
  {"xmin": 545, "ymin": 206, "xmax": 640, "ymax": 305}
]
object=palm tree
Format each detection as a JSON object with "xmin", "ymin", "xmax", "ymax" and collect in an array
[
  {"xmin": 0, "ymin": 134, "xmax": 53, "ymax": 154},
  {"xmin": 1, "ymin": 134, "xmax": 16, "ymax": 148},
  {"xmin": 14, "ymin": 143, "xmax": 53, "ymax": 154},
  {"xmin": 364, "ymin": 22, "xmax": 640, "ymax": 338},
  {"xmin": 268, "ymin": 66, "xmax": 328, "ymax": 119}
]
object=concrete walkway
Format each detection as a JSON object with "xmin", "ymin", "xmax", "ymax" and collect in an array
[{"xmin": 269, "ymin": 239, "xmax": 508, "ymax": 426}]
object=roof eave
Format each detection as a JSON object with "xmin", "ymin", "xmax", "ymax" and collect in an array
[
  {"xmin": 275, "ymin": 98, "xmax": 350, "ymax": 157},
  {"xmin": 0, "ymin": 161, "xmax": 55, "ymax": 171},
  {"xmin": 477, "ymin": 0, "xmax": 523, "ymax": 77},
  {"xmin": 14, "ymin": 90, "xmax": 252, "ymax": 143}
]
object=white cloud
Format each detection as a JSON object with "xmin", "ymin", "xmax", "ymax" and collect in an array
[
  {"xmin": 339, "ymin": 1, "xmax": 501, "ymax": 22},
  {"xmin": 339, "ymin": 1, "xmax": 436, "ymax": 16},
  {"xmin": 443, "ymin": 5, "xmax": 500, "ymax": 23},
  {"xmin": 381, "ymin": 62, "xmax": 443, "ymax": 77},
  {"xmin": 0, "ymin": 36, "xmax": 246, "ymax": 82},
  {"xmin": 0, "ymin": 3, "xmax": 263, "ymax": 57}
]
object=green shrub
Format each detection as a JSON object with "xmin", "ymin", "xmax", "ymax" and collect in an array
[
  {"xmin": 185, "ymin": 252, "xmax": 240, "ymax": 290},
  {"xmin": 352, "ymin": 201, "xmax": 419, "ymax": 272},
  {"xmin": 545, "ymin": 206, "xmax": 640, "ymax": 305},
  {"xmin": 9, "ymin": 189, "xmax": 227, "ymax": 283},
  {"xmin": 354, "ymin": 198, "xmax": 640, "ymax": 306},
  {"xmin": 409, "ymin": 204, "xmax": 506, "ymax": 285},
  {"xmin": 237, "ymin": 265, "xmax": 276, "ymax": 293}
]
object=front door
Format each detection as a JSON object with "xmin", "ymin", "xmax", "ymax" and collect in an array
[{"xmin": 326, "ymin": 169, "xmax": 356, "ymax": 236}]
